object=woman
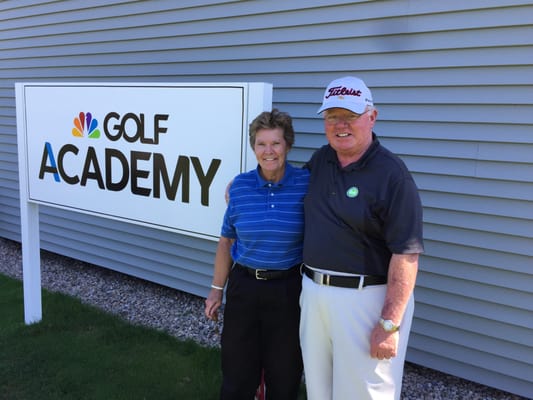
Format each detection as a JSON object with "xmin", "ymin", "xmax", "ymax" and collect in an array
[{"xmin": 205, "ymin": 109, "xmax": 309, "ymax": 400}]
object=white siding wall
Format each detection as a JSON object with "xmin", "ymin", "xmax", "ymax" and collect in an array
[{"xmin": 1, "ymin": 1, "xmax": 531, "ymax": 397}]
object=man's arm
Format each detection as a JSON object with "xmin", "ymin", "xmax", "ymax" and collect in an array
[{"xmin": 370, "ymin": 253, "xmax": 418, "ymax": 359}]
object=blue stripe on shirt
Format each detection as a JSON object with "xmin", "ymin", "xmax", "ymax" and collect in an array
[{"xmin": 221, "ymin": 163, "xmax": 310, "ymax": 270}]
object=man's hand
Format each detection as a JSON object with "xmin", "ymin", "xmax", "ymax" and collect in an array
[
  {"xmin": 370, "ymin": 323, "xmax": 399, "ymax": 360},
  {"xmin": 224, "ymin": 179, "xmax": 234, "ymax": 204}
]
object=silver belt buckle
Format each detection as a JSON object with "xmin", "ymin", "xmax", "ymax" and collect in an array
[
  {"xmin": 358, "ymin": 275, "xmax": 364, "ymax": 290},
  {"xmin": 311, "ymin": 270, "xmax": 322, "ymax": 285},
  {"xmin": 255, "ymin": 269, "xmax": 267, "ymax": 280},
  {"xmin": 313, "ymin": 270, "xmax": 330, "ymax": 286}
]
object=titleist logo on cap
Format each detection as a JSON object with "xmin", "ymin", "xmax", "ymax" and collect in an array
[{"xmin": 325, "ymin": 85, "xmax": 362, "ymax": 99}]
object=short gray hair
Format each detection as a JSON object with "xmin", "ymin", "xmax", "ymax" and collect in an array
[{"xmin": 249, "ymin": 108, "xmax": 295, "ymax": 149}]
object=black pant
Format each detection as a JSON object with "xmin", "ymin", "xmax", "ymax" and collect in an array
[{"xmin": 220, "ymin": 264, "xmax": 303, "ymax": 400}]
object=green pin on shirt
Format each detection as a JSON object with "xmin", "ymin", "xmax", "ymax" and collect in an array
[{"xmin": 346, "ymin": 186, "xmax": 359, "ymax": 198}]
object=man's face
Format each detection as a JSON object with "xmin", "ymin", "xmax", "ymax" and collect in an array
[{"xmin": 323, "ymin": 108, "xmax": 376, "ymax": 154}]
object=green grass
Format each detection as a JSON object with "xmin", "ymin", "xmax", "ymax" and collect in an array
[{"xmin": 0, "ymin": 273, "xmax": 222, "ymax": 399}]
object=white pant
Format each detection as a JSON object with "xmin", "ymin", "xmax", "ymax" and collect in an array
[{"xmin": 299, "ymin": 273, "xmax": 414, "ymax": 400}]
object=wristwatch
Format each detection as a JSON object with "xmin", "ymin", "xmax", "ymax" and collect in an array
[{"xmin": 379, "ymin": 317, "xmax": 400, "ymax": 332}]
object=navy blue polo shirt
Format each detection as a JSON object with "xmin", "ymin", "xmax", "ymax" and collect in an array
[
  {"xmin": 303, "ymin": 135, "xmax": 424, "ymax": 276},
  {"xmin": 222, "ymin": 163, "xmax": 310, "ymax": 270}
]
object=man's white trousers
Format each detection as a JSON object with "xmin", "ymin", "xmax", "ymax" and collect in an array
[{"xmin": 300, "ymin": 274, "xmax": 414, "ymax": 400}]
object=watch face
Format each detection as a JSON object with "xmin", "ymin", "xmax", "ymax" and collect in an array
[
  {"xmin": 381, "ymin": 318, "xmax": 398, "ymax": 332},
  {"xmin": 384, "ymin": 320, "xmax": 394, "ymax": 331}
]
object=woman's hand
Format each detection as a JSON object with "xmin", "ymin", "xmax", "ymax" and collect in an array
[{"xmin": 205, "ymin": 288, "xmax": 223, "ymax": 321}]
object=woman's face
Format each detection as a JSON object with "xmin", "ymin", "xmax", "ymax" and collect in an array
[{"xmin": 253, "ymin": 127, "xmax": 289, "ymax": 181}]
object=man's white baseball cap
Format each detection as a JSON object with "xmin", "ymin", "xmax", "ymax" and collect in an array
[{"xmin": 317, "ymin": 76, "xmax": 374, "ymax": 114}]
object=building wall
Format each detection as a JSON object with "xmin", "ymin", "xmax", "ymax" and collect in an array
[{"xmin": 0, "ymin": 1, "xmax": 531, "ymax": 397}]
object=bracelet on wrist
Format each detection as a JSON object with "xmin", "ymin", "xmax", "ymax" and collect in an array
[{"xmin": 211, "ymin": 284, "xmax": 224, "ymax": 291}]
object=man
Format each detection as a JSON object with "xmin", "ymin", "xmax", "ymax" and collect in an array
[{"xmin": 300, "ymin": 76, "xmax": 424, "ymax": 400}]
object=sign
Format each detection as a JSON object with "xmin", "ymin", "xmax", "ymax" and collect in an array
[
  {"xmin": 15, "ymin": 82, "xmax": 272, "ymax": 324},
  {"xmin": 17, "ymin": 82, "xmax": 272, "ymax": 240}
]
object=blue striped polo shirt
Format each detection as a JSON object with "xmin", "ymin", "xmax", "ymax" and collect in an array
[{"xmin": 221, "ymin": 162, "xmax": 310, "ymax": 270}]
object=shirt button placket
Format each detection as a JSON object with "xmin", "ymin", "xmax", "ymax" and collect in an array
[{"xmin": 267, "ymin": 184, "xmax": 275, "ymax": 209}]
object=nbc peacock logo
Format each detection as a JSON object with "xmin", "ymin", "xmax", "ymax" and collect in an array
[{"xmin": 72, "ymin": 112, "xmax": 100, "ymax": 139}]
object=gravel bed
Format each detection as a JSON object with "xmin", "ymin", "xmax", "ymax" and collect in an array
[{"xmin": 0, "ymin": 237, "xmax": 528, "ymax": 400}]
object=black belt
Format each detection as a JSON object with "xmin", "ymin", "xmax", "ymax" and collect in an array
[
  {"xmin": 235, "ymin": 263, "xmax": 301, "ymax": 280},
  {"xmin": 303, "ymin": 265, "xmax": 386, "ymax": 289}
]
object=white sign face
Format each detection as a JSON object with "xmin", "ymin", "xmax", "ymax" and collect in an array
[{"xmin": 17, "ymin": 83, "xmax": 272, "ymax": 240}]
